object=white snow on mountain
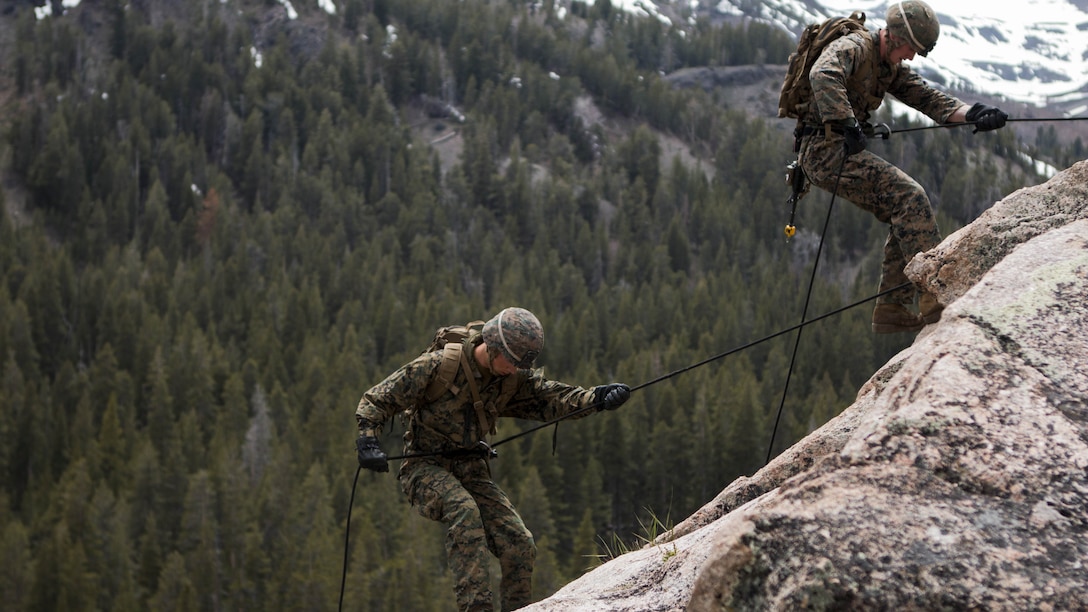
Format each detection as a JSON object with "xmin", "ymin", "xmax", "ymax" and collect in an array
[{"xmin": 617, "ymin": 0, "xmax": 1088, "ymax": 109}]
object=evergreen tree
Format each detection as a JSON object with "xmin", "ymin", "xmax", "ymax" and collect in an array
[{"xmin": 0, "ymin": 519, "xmax": 33, "ymax": 610}]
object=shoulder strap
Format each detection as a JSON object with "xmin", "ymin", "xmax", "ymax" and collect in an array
[
  {"xmin": 425, "ymin": 342, "xmax": 465, "ymax": 402},
  {"xmin": 456, "ymin": 344, "xmax": 496, "ymax": 437},
  {"xmin": 422, "ymin": 338, "xmax": 518, "ymax": 438},
  {"xmin": 421, "ymin": 340, "xmax": 494, "ymax": 436}
]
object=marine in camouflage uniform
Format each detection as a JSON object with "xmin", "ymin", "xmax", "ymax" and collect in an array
[
  {"xmin": 354, "ymin": 307, "xmax": 630, "ymax": 611},
  {"xmin": 796, "ymin": 0, "xmax": 1008, "ymax": 332}
]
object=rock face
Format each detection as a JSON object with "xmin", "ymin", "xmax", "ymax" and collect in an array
[{"xmin": 523, "ymin": 161, "xmax": 1088, "ymax": 611}]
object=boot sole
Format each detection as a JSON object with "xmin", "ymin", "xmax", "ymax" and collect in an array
[{"xmin": 872, "ymin": 321, "xmax": 924, "ymax": 334}]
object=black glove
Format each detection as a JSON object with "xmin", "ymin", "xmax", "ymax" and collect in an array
[
  {"xmin": 839, "ymin": 118, "xmax": 866, "ymax": 156},
  {"xmin": 355, "ymin": 436, "xmax": 389, "ymax": 472},
  {"xmin": 593, "ymin": 383, "xmax": 631, "ymax": 411},
  {"xmin": 965, "ymin": 103, "xmax": 1008, "ymax": 133}
]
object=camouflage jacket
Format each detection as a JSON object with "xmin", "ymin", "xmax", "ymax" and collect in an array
[
  {"xmin": 808, "ymin": 30, "xmax": 962, "ymax": 126},
  {"xmin": 355, "ymin": 334, "xmax": 596, "ymax": 464}
]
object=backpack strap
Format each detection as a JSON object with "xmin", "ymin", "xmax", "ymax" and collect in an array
[
  {"xmin": 425, "ymin": 342, "xmax": 465, "ymax": 402},
  {"xmin": 422, "ymin": 340, "xmax": 497, "ymax": 437},
  {"xmin": 422, "ymin": 336, "xmax": 522, "ymax": 438},
  {"xmin": 457, "ymin": 345, "xmax": 496, "ymax": 436}
]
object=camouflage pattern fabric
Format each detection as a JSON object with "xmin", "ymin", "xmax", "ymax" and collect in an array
[
  {"xmin": 805, "ymin": 31, "xmax": 961, "ymax": 126},
  {"xmin": 799, "ymin": 30, "xmax": 963, "ymax": 305},
  {"xmin": 402, "ymin": 459, "xmax": 535, "ymax": 611},
  {"xmin": 355, "ymin": 332, "xmax": 597, "ymax": 610},
  {"xmin": 483, "ymin": 307, "xmax": 543, "ymax": 368},
  {"xmin": 887, "ymin": 0, "xmax": 939, "ymax": 57}
]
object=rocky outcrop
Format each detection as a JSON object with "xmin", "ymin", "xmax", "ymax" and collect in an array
[
  {"xmin": 523, "ymin": 160, "xmax": 1088, "ymax": 611},
  {"xmin": 907, "ymin": 159, "xmax": 1088, "ymax": 307}
]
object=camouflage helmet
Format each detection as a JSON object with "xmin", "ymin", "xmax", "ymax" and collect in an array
[
  {"xmin": 886, "ymin": 0, "xmax": 939, "ymax": 57},
  {"xmin": 482, "ymin": 307, "xmax": 543, "ymax": 369}
]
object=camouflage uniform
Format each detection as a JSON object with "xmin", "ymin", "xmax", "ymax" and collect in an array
[
  {"xmin": 355, "ymin": 331, "xmax": 597, "ymax": 612},
  {"xmin": 798, "ymin": 30, "xmax": 963, "ymax": 305}
]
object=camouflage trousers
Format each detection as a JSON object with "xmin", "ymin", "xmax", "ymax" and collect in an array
[
  {"xmin": 799, "ymin": 132, "xmax": 941, "ymax": 305},
  {"xmin": 402, "ymin": 458, "xmax": 536, "ymax": 612}
]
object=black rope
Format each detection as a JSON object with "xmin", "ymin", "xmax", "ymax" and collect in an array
[
  {"xmin": 623, "ymin": 282, "xmax": 911, "ymax": 391},
  {"xmin": 766, "ymin": 153, "xmax": 845, "ymax": 466},
  {"xmin": 338, "ymin": 465, "xmax": 362, "ymax": 612},
  {"xmin": 890, "ymin": 116, "xmax": 1088, "ymax": 135}
]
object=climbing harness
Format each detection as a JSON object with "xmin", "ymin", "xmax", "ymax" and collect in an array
[
  {"xmin": 386, "ymin": 440, "xmax": 497, "ymax": 462},
  {"xmin": 784, "ymin": 122, "xmax": 888, "ymax": 240}
]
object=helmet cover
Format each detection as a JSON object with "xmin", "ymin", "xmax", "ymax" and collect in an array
[
  {"xmin": 482, "ymin": 307, "xmax": 543, "ymax": 369},
  {"xmin": 886, "ymin": 0, "xmax": 939, "ymax": 56}
]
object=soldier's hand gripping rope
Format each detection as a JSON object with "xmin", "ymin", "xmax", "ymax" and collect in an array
[
  {"xmin": 355, "ymin": 434, "xmax": 389, "ymax": 472},
  {"xmin": 964, "ymin": 103, "xmax": 1008, "ymax": 133}
]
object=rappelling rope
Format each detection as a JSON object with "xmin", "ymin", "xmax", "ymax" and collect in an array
[
  {"xmin": 339, "ymin": 465, "xmax": 362, "ymax": 612},
  {"xmin": 766, "ymin": 153, "xmax": 845, "ymax": 465},
  {"xmin": 890, "ymin": 115, "xmax": 1088, "ymax": 135}
]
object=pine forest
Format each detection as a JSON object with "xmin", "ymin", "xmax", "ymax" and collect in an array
[{"xmin": 0, "ymin": 0, "xmax": 1068, "ymax": 610}]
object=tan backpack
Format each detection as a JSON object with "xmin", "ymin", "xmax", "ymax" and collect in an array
[{"xmin": 778, "ymin": 12, "xmax": 869, "ymax": 121}]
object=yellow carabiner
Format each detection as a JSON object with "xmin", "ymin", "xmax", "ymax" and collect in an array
[{"xmin": 784, "ymin": 224, "xmax": 796, "ymax": 239}]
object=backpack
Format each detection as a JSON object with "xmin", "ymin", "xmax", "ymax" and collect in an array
[
  {"xmin": 417, "ymin": 321, "xmax": 518, "ymax": 437},
  {"xmin": 778, "ymin": 12, "xmax": 868, "ymax": 121}
]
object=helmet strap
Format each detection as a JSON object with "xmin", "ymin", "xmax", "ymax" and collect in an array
[
  {"xmin": 896, "ymin": 1, "xmax": 925, "ymax": 54},
  {"xmin": 495, "ymin": 308, "xmax": 523, "ymax": 366}
]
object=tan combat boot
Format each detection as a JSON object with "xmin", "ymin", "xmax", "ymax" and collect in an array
[
  {"xmin": 872, "ymin": 304, "xmax": 924, "ymax": 334},
  {"xmin": 919, "ymin": 292, "xmax": 944, "ymax": 324}
]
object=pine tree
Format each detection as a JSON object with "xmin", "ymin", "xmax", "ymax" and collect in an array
[
  {"xmin": 178, "ymin": 470, "xmax": 223, "ymax": 610},
  {"xmin": 148, "ymin": 552, "xmax": 199, "ymax": 612},
  {"xmin": 97, "ymin": 394, "xmax": 128, "ymax": 492},
  {"xmin": 0, "ymin": 519, "xmax": 33, "ymax": 610}
]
